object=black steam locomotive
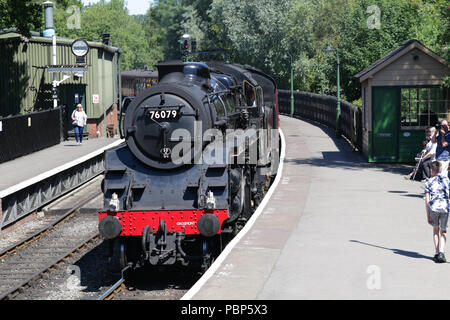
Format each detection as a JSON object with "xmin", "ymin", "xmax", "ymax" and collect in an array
[{"xmin": 98, "ymin": 60, "xmax": 280, "ymax": 271}]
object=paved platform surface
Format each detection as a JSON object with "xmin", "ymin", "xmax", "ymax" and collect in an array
[
  {"xmin": 191, "ymin": 115, "xmax": 447, "ymax": 300},
  {"xmin": 0, "ymin": 138, "xmax": 121, "ymax": 193}
]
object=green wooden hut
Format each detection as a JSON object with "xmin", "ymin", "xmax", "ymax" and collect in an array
[
  {"xmin": 0, "ymin": 30, "xmax": 121, "ymax": 138},
  {"xmin": 354, "ymin": 40, "xmax": 450, "ymax": 163}
]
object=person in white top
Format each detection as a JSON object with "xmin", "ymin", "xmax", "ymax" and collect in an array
[
  {"xmin": 422, "ymin": 126, "xmax": 438, "ymax": 178},
  {"xmin": 71, "ymin": 104, "xmax": 87, "ymax": 145},
  {"xmin": 405, "ymin": 126, "xmax": 437, "ymax": 180}
]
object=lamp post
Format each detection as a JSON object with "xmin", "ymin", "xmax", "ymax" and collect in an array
[
  {"xmin": 283, "ymin": 53, "xmax": 294, "ymax": 117},
  {"xmin": 290, "ymin": 56, "xmax": 294, "ymax": 118},
  {"xmin": 327, "ymin": 44, "xmax": 341, "ymax": 137}
]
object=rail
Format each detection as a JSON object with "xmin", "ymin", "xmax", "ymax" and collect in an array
[
  {"xmin": 0, "ymin": 190, "xmax": 101, "ymax": 259},
  {"xmin": 97, "ymin": 278, "xmax": 126, "ymax": 300},
  {"xmin": 278, "ymin": 90, "xmax": 362, "ymax": 151},
  {"xmin": 0, "ymin": 234, "xmax": 100, "ymax": 300}
]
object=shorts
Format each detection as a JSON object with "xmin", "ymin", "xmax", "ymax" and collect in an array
[{"xmin": 430, "ymin": 210, "xmax": 449, "ymax": 231}]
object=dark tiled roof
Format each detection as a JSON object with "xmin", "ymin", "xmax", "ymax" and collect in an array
[{"xmin": 354, "ymin": 39, "xmax": 421, "ymax": 80}]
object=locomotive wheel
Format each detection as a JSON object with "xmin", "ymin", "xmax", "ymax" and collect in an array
[
  {"xmin": 119, "ymin": 238, "xmax": 141, "ymax": 269},
  {"xmin": 201, "ymin": 254, "xmax": 215, "ymax": 274},
  {"xmin": 119, "ymin": 241, "xmax": 128, "ymax": 270},
  {"xmin": 200, "ymin": 239, "xmax": 217, "ymax": 274},
  {"xmin": 242, "ymin": 174, "xmax": 253, "ymax": 219}
]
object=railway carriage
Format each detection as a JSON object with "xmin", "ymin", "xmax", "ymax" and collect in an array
[
  {"xmin": 121, "ymin": 69, "xmax": 158, "ymax": 98},
  {"xmin": 98, "ymin": 60, "xmax": 279, "ymax": 271}
]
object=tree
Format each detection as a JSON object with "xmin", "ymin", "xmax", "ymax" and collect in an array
[
  {"xmin": 0, "ymin": 0, "xmax": 82, "ymax": 37},
  {"xmin": 54, "ymin": 0, "xmax": 155, "ymax": 70},
  {"xmin": 336, "ymin": 0, "xmax": 449, "ymax": 101},
  {"xmin": 0, "ymin": 0, "xmax": 45, "ymax": 37},
  {"xmin": 144, "ymin": 0, "xmax": 186, "ymax": 61},
  {"xmin": 210, "ymin": 0, "xmax": 292, "ymax": 77}
]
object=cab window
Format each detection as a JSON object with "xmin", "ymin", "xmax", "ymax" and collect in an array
[
  {"xmin": 211, "ymin": 96, "xmax": 226, "ymax": 118},
  {"xmin": 220, "ymin": 95, "xmax": 234, "ymax": 114},
  {"xmin": 243, "ymin": 81, "xmax": 256, "ymax": 108},
  {"xmin": 256, "ymin": 87, "xmax": 264, "ymax": 108}
]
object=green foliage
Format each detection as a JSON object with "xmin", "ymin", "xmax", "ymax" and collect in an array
[
  {"xmin": 336, "ymin": 0, "xmax": 422, "ymax": 101},
  {"xmin": 55, "ymin": 0, "xmax": 155, "ymax": 70},
  {"xmin": 210, "ymin": 0, "xmax": 292, "ymax": 73},
  {"xmin": 1, "ymin": 0, "xmax": 448, "ymax": 90},
  {"xmin": 144, "ymin": 0, "xmax": 186, "ymax": 61},
  {"xmin": 351, "ymin": 98, "xmax": 362, "ymax": 108},
  {"xmin": 0, "ymin": 0, "xmax": 43, "ymax": 37},
  {"xmin": 0, "ymin": 0, "xmax": 82, "ymax": 37}
]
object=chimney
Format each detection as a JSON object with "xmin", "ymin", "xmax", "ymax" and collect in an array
[
  {"xmin": 102, "ymin": 33, "xmax": 111, "ymax": 46},
  {"xmin": 42, "ymin": 1, "xmax": 55, "ymax": 38}
]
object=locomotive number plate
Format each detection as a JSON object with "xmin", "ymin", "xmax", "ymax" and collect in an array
[{"xmin": 148, "ymin": 109, "xmax": 179, "ymax": 120}]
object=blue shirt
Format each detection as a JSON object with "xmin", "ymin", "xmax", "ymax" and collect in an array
[
  {"xmin": 435, "ymin": 132, "xmax": 450, "ymax": 161},
  {"xmin": 425, "ymin": 176, "xmax": 450, "ymax": 213}
]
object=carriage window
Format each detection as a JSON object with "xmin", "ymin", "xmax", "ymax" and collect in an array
[{"xmin": 401, "ymin": 87, "xmax": 449, "ymax": 128}]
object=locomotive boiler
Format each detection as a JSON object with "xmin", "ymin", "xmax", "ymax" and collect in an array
[{"xmin": 98, "ymin": 60, "xmax": 279, "ymax": 271}]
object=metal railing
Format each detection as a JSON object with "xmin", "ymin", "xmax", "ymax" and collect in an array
[
  {"xmin": 278, "ymin": 89, "xmax": 362, "ymax": 151},
  {"xmin": 0, "ymin": 107, "xmax": 62, "ymax": 164}
]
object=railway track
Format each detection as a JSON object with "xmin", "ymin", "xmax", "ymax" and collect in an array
[
  {"xmin": 0, "ymin": 191, "xmax": 102, "ymax": 300},
  {"xmin": 98, "ymin": 277, "xmax": 125, "ymax": 300},
  {"xmin": 0, "ymin": 181, "xmax": 198, "ymax": 300},
  {"xmin": 0, "ymin": 174, "xmax": 269, "ymax": 300},
  {"xmin": 97, "ymin": 265, "xmax": 201, "ymax": 300},
  {"xmin": 0, "ymin": 192, "xmax": 100, "ymax": 260}
]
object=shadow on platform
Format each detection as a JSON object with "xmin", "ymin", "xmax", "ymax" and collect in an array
[
  {"xmin": 349, "ymin": 239, "xmax": 434, "ymax": 261},
  {"xmin": 387, "ymin": 190, "xmax": 424, "ymax": 199}
]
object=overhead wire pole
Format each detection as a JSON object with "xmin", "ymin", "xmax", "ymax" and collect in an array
[
  {"xmin": 327, "ymin": 44, "xmax": 341, "ymax": 137},
  {"xmin": 290, "ymin": 56, "xmax": 294, "ymax": 118},
  {"xmin": 336, "ymin": 50, "xmax": 341, "ymax": 136}
]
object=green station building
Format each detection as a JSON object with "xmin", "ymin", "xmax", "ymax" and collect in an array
[
  {"xmin": 0, "ymin": 29, "xmax": 121, "ymax": 138},
  {"xmin": 355, "ymin": 40, "xmax": 450, "ymax": 163}
]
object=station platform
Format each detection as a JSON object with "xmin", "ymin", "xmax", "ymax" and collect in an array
[
  {"xmin": 184, "ymin": 115, "xmax": 447, "ymax": 300},
  {"xmin": 0, "ymin": 137, "xmax": 123, "ymax": 228},
  {"xmin": 0, "ymin": 138, "xmax": 122, "ymax": 195}
]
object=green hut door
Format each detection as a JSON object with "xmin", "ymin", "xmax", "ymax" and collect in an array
[{"xmin": 371, "ymin": 87, "xmax": 399, "ymax": 162}]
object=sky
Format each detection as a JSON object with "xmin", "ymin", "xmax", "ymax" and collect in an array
[{"xmin": 81, "ymin": 0, "xmax": 152, "ymax": 15}]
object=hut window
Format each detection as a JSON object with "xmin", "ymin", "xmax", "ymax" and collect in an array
[{"xmin": 401, "ymin": 87, "xmax": 449, "ymax": 128}]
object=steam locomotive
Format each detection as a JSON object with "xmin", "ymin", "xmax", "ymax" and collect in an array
[{"xmin": 98, "ymin": 60, "xmax": 279, "ymax": 271}]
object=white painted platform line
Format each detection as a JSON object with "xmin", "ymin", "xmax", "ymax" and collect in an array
[
  {"xmin": 0, "ymin": 139, "xmax": 125, "ymax": 198},
  {"xmin": 181, "ymin": 129, "xmax": 286, "ymax": 300}
]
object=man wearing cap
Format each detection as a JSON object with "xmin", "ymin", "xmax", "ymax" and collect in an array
[{"xmin": 432, "ymin": 119, "xmax": 450, "ymax": 178}]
